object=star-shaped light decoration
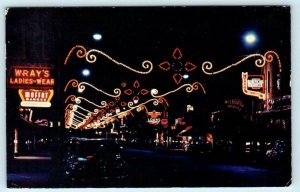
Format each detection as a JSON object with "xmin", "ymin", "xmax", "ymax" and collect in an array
[
  {"xmin": 122, "ymin": 80, "xmax": 149, "ymax": 105},
  {"xmin": 159, "ymin": 48, "xmax": 197, "ymax": 85}
]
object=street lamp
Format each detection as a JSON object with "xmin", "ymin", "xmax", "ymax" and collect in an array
[
  {"xmin": 183, "ymin": 74, "xmax": 189, "ymax": 79},
  {"xmin": 243, "ymin": 31, "xmax": 259, "ymax": 49},
  {"xmin": 93, "ymin": 33, "xmax": 102, "ymax": 41},
  {"xmin": 82, "ymin": 69, "xmax": 90, "ymax": 77}
]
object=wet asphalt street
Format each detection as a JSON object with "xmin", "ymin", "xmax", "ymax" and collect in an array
[{"xmin": 7, "ymin": 147, "xmax": 291, "ymax": 188}]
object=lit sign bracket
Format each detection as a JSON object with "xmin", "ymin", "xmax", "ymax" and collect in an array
[{"xmin": 242, "ymin": 72, "xmax": 266, "ymax": 100}]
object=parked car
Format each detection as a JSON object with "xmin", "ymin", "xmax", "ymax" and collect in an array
[
  {"xmin": 265, "ymin": 139, "xmax": 288, "ymax": 163},
  {"xmin": 59, "ymin": 137, "xmax": 127, "ymax": 185},
  {"xmin": 169, "ymin": 137, "xmax": 185, "ymax": 151},
  {"xmin": 187, "ymin": 136, "xmax": 213, "ymax": 153}
]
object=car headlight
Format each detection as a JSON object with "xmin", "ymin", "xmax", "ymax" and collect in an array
[
  {"xmin": 115, "ymin": 153, "xmax": 121, "ymax": 159},
  {"xmin": 77, "ymin": 157, "xmax": 89, "ymax": 161}
]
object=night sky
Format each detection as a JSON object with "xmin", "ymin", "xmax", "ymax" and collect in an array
[{"xmin": 6, "ymin": 6, "xmax": 291, "ymax": 124}]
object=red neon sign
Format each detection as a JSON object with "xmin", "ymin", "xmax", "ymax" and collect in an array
[{"xmin": 8, "ymin": 66, "xmax": 55, "ymax": 89}]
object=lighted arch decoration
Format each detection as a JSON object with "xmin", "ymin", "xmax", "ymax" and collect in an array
[
  {"xmin": 65, "ymin": 103, "xmax": 96, "ymax": 128},
  {"xmin": 201, "ymin": 50, "xmax": 282, "ymax": 75},
  {"xmin": 66, "ymin": 97, "xmax": 167, "ymax": 130},
  {"xmin": 264, "ymin": 50, "xmax": 282, "ymax": 73},
  {"xmin": 159, "ymin": 48, "xmax": 197, "ymax": 84},
  {"xmin": 150, "ymin": 82, "xmax": 206, "ymax": 98},
  {"xmin": 64, "ymin": 47, "xmax": 284, "ymax": 130},
  {"xmin": 84, "ymin": 98, "xmax": 165, "ymax": 129},
  {"xmin": 64, "ymin": 45, "xmax": 87, "ymax": 65},
  {"xmin": 74, "ymin": 110, "xmax": 88, "ymax": 119},
  {"xmin": 73, "ymin": 104, "xmax": 98, "ymax": 116},
  {"xmin": 64, "ymin": 79, "xmax": 121, "ymax": 98},
  {"xmin": 64, "ymin": 95, "xmax": 107, "ymax": 109},
  {"xmin": 64, "ymin": 80, "xmax": 204, "ymax": 129},
  {"xmin": 95, "ymin": 96, "xmax": 168, "ymax": 129},
  {"xmin": 64, "ymin": 79, "xmax": 79, "ymax": 92},
  {"xmin": 64, "ymin": 45, "xmax": 153, "ymax": 74}
]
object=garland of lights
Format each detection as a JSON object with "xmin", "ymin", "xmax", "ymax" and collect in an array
[
  {"xmin": 77, "ymin": 82, "xmax": 121, "ymax": 97},
  {"xmin": 73, "ymin": 113, "xmax": 86, "ymax": 121},
  {"xmin": 65, "ymin": 104, "xmax": 92, "ymax": 128},
  {"xmin": 66, "ymin": 97, "xmax": 168, "ymax": 129},
  {"xmin": 64, "ymin": 45, "xmax": 87, "ymax": 65},
  {"xmin": 64, "ymin": 81, "xmax": 203, "ymax": 129},
  {"xmin": 74, "ymin": 110, "xmax": 87, "ymax": 118},
  {"xmin": 83, "ymin": 97, "xmax": 167, "ymax": 129},
  {"xmin": 136, "ymin": 104, "xmax": 149, "ymax": 113},
  {"xmin": 201, "ymin": 54, "xmax": 266, "ymax": 75},
  {"xmin": 85, "ymin": 98, "xmax": 163, "ymax": 129},
  {"xmin": 85, "ymin": 97, "xmax": 169, "ymax": 129},
  {"xmin": 64, "ymin": 45, "xmax": 153, "ymax": 74},
  {"xmin": 201, "ymin": 51, "xmax": 282, "ymax": 75},
  {"xmin": 264, "ymin": 51, "xmax": 282, "ymax": 72},
  {"xmin": 65, "ymin": 104, "xmax": 75, "ymax": 112},
  {"xmin": 64, "ymin": 79, "xmax": 121, "ymax": 98},
  {"xmin": 73, "ymin": 104, "xmax": 97, "ymax": 116},
  {"xmin": 64, "ymin": 46, "xmax": 282, "ymax": 130},
  {"xmin": 151, "ymin": 82, "xmax": 206, "ymax": 98},
  {"xmin": 65, "ymin": 109, "xmax": 74, "ymax": 128},
  {"xmin": 65, "ymin": 95, "xmax": 107, "ymax": 109},
  {"xmin": 68, "ymin": 125, "xmax": 75, "ymax": 129},
  {"xmin": 64, "ymin": 102, "xmax": 101, "ymax": 129},
  {"xmin": 64, "ymin": 79, "xmax": 79, "ymax": 92},
  {"xmin": 73, "ymin": 115, "xmax": 85, "ymax": 122},
  {"xmin": 86, "ymin": 49, "xmax": 153, "ymax": 74}
]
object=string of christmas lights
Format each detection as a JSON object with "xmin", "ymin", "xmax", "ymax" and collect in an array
[
  {"xmin": 64, "ymin": 45, "xmax": 154, "ymax": 74},
  {"xmin": 151, "ymin": 82, "xmax": 206, "ymax": 98},
  {"xmin": 65, "ymin": 94, "xmax": 107, "ymax": 109},
  {"xmin": 84, "ymin": 98, "xmax": 161, "ymax": 129},
  {"xmin": 86, "ymin": 49, "xmax": 153, "ymax": 74},
  {"xmin": 64, "ymin": 81, "xmax": 202, "ymax": 129},
  {"xmin": 64, "ymin": 79, "xmax": 121, "ymax": 98},
  {"xmin": 67, "ymin": 97, "xmax": 167, "ymax": 130},
  {"xmin": 201, "ymin": 53, "xmax": 265, "ymax": 75},
  {"xmin": 64, "ymin": 45, "xmax": 87, "ymax": 65},
  {"xmin": 64, "ymin": 46, "xmax": 282, "ymax": 130},
  {"xmin": 264, "ymin": 51, "xmax": 282, "ymax": 72}
]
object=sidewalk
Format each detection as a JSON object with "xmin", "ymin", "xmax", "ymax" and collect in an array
[
  {"xmin": 14, "ymin": 156, "xmax": 52, "ymax": 160},
  {"xmin": 13, "ymin": 150, "xmax": 53, "ymax": 160}
]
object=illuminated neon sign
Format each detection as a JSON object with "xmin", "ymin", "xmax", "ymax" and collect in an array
[
  {"xmin": 161, "ymin": 118, "xmax": 168, "ymax": 126},
  {"xmin": 225, "ymin": 99, "xmax": 245, "ymax": 111},
  {"xmin": 242, "ymin": 72, "xmax": 266, "ymax": 100},
  {"xmin": 8, "ymin": 66, "xmax": 55, "ymax": 89},
  {"xmin": 147, "ymin": 111, "xmax": 162, "ymax": 125},
  {"xmin": 18, "ymin": 89, "xmax": 54, "ymax": 108},
  {"xmin": 247, "ymin": 75, "xmax": 264, "ymax": 91}
]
